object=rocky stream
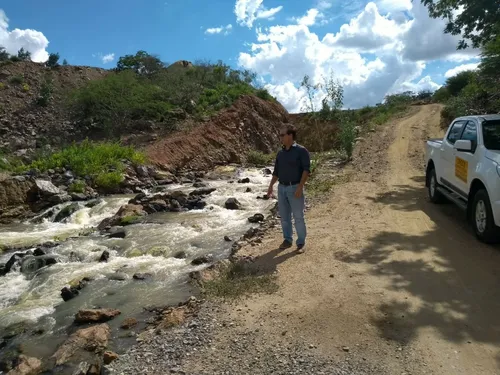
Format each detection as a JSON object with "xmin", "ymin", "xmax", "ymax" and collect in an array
[{"xmin": 0, "ymin": 165, "xmax": 275, "ymax": 373}]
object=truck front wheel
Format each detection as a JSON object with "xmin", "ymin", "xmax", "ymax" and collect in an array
[
  {"xmin": 427, "ymin": 167, "xmax": 444, "ymax": 204},
  {"xmin": 471, "ymin": 189, "xmax": 500, "ymax": 244}
]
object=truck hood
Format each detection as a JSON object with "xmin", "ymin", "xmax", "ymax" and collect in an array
[{"xmin": 485, "ymin": 150, "xmax": 500, "ymax": 165}]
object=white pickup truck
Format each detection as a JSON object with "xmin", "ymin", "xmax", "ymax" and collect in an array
[{"xmin": 425, "ymin": 114, "xmax": 500, "ymax": 243}]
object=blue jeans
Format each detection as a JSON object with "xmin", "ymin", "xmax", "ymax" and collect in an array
[{"xmin": 278, "ymin": 184, "xmax": 306, "ymax": 246}]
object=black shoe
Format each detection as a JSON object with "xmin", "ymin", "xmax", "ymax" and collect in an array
[
  {"xmin": 279, "ymin": 240, "xmax": 293, "ymax": 250},
  {"xmin": 297, "ymin": 244, "xmax": 305, "ymax": 254}
]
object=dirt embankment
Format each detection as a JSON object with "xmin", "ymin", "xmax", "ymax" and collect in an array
[
  {"xmin": 145, "ymin": 95, "xmax": 290, "ymax": 172},
  {"xmin": 0, "ymin": 61, "xmax": 108, "ymax": 153}
]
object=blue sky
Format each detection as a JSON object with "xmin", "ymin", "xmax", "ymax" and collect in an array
[{"xmin": 0, "ymin": 0, "xmax": 480, "ymax": 111}]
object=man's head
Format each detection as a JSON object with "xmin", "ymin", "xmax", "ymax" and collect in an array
[{"xmin": 280, "ymin": 125, "xmax": 297, "ymax": 147}]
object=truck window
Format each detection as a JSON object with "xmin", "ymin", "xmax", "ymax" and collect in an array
[
  {"xmin": 460, "ymin": 121, "xmax": 478, "ymax": 150},
  {"xmin": 483, "ymin": 120, "xmax": 500, "ymax": 151},
  {"xmin": 447, "ymin": 120, "xmax": 466, "ymax": 144}
]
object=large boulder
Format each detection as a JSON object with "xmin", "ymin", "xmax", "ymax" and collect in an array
[
  {"xmin": 19, "ymin": 255, "xmax": 57, "ymax": 274},
  {"xmin": 225, "ymin": 198, "xmax": 241, "ymax": 210},
  {"xmin": 54, "ymin": 202, "xmax": 80, "ymax": 222},
  {"xmin": 51, "ymin": 324, "xmax": 110, "ymax": 374},
  {"xmin": 5, "ymin": 355, "xmax": 41, "ymax": 375},
  {"xmin": 74, "ymin": 309, "xmax": 121, "ymax": 324},
  {"xmin": 97, "ymin": 204, "xmax": 146, "ymax": 230},
  {"xmin": 33, "ymin": 180, "xmax": 60, "ymax": 196},
  {"xmin": 248, "ymin": 213, "xmax": 265, "ymax": 223},
  {"xmin": 189, "ymin": 188, "xmax": 216, "ymax": 197}
]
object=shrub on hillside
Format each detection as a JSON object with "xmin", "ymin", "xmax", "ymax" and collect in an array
[
  {"xmin": 17, "ymin": 48, "xmax": 31, "ymax": 61},
  {"xmin": 9, "ymin": 75, "xmax": 24, "ymax": 84},
  {"xmin": 37, "ymin": 76, "xmax": 54, "ymax": 106},
  {"xmin": 69, "ymin": 70, "xmax": 175, "ymax": 132},
  {"xmin": 0, "ymin": 47, "xmax": 9, "ymax": 61},
  {"xmin": 70, "ymin": 57, "xmax": 271, "ymax": 132},
  {"xmin": 46, "ymin": 53, "xmax": 60, "ymax": 68}
]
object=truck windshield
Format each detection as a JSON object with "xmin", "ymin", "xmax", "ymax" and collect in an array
[{"xmin": 482, "ymin": 120, "xmax": 500, "ymax": 150}]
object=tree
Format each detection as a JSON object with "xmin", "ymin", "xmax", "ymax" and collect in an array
[
  {"xmin": 116, "ymin": 51, "xmax": 164, "ymax": 75},
  {"xmin": 0, "ymin": 47, "xmax": 9, "ymax": 62},
  {"xmin": 17, "ymin": 48, "xmax": 31, "ymax": 61},
  {"xmin": 62, "ymin": 59, "xmax": 69, "ymax": 66},
  {"xmin": 479, "ymin": 33, "xmax": 500, "ymax": 78},
  {"xmin": 445, "ymin": 70, "xmax": 476, "ymax": 96},
  {"xmin": 46, "ymin": 53, "xmax": 60, "ymax": 67},
  {"xmin": 420, "ymin": 0, "xmax": 500, "ymax": 49},
  {"xmin": 300, "ymin": 75, "xmax": 320, "ymax": 113}
]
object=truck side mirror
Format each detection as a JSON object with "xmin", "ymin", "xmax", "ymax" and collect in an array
[{"xmin": 454, "ymin": 140, "xmax": 472, "ymax": 152}]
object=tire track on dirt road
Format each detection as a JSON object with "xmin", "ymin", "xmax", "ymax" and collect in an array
[{"xmin": 186, "ymin": 105, "xmax": 500, "ymax": 374}]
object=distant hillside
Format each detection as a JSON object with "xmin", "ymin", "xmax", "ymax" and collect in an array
[{"xmin": 0, "ymin": 61, "xmax": 108, "ymax": 155}]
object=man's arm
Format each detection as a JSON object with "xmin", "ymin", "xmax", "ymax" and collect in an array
[
  {"xmin": 267, "ymin": 153, "xmax": 279, "ymax": 198},
  {"xmin": 295, "ymin": 148, "xmax": 311, "ymax": 198}
]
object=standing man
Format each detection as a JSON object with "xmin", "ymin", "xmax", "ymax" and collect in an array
[{"xmin": 267, "ymin": 125, "xmax": 310, "ymax": 253}]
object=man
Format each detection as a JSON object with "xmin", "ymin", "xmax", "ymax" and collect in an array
[{"xmin": 267, "ymin": 125, "xmax": 310, "ymax": 253}]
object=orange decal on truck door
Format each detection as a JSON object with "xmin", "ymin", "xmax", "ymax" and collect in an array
[{"xmin": 455, "ymin": 157, "xmax": 468, "ymax": 183}]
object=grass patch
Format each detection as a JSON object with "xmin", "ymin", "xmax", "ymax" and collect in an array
[
  {"xmin": 68, "ymin": 180, "xmax": 86, "ymax": 193},
  {"xmin": 246, "ymin": 150, "xmax": 274, "ymax": 166},
  {"xmin": 202, "ymin": 262, "xmax": 278, "ymax": 300},
  {"xmin": 17, "ymin": 140, "xmax": 145, "ymax": 189}
]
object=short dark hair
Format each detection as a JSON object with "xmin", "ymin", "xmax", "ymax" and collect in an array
[{"xmin": 282, "ymin": 125, "xmax": 297, "ymax": 140}]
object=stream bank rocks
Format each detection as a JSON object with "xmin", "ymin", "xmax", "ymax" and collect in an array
[
  {"xmin": 98, "ymin": 189, "xmax": 215, "ymax": 230},
  {"xmin": 51, "ymin": 323, "xmax": 111, "ymax": 375},
  {"xmin": 74, "ymin": 308, "xmax": 121, "ymax": 324},
  {"xmin": 0, "ymin": 249, "xmax": 58, "ymax": 277}
]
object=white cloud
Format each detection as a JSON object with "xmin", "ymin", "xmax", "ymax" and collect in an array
[
  {"xmin": 234, "ymin": 0, "xmax": 283, "ymax": 28},
  {"xmin": 205, "ymin": 24, "xmax": 233, "ymax": 35},
  {"xmin": 101, "ymin": 53, "xmax": 115, "ymax": 64},
  {"xmin": 375, "ymin": 0, "xmax": 412, "ymax": 12},
  {"xmin": 324, "ymin": 3, "xmax": 409, "ymax": 51},
  {"xmin": 401, "ymin": 2, "xmax": 478, "ymax": 62},
  {"xmin": 296, "ymin": 9, "xmax": 321, "ymax": 26},
  {"xmin": 237, "ymin": 1, "xmax": 480, "ymax": 112},
  {"xmin": 0, "ymin": 9, "xmax": 49, "ymax": 62},
  {"xmin": 444, "ymin": 63, "xmax": 479, "ymax": 78}
]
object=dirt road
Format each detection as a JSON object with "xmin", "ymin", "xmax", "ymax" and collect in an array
[{"xmin": 183, "ymin": 104, "xmax": 500, "ymax": 374}]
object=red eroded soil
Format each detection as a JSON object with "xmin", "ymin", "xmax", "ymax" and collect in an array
[{"xmin": 145, "ymin": 95, "xmax": 290, "ymax": 172}]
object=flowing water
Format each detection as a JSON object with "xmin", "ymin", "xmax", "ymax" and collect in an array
[{"xmin": 0, "ymin": 166, "xmax": 275, "ymax": 359}]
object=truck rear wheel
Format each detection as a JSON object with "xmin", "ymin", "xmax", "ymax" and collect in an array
[
  {"xmin": 472, "ymin": 189, "xmax": 500, "ymax": 244},
  {"xmin": 427, "ymin": 167, "xmax": 444, "ymax": 204}
]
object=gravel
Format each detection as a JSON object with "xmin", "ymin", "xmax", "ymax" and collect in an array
[{"xmin": 106, "ymin": 302, "xmax": 386, "ymax": 375}]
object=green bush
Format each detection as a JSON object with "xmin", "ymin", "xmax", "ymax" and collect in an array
[
  {"xmin": 0, "ymin": 83, "xmax": 5, "ymax": 90},
  {"xmin": 69, "ymin": 70, "xmax": 175, "ymax": 132},
  {"xmin": 22, "ymin": 83, "xmax": 30, "ymax": 92},
  {"xmin": 246, "ymin": 150, "xmax": 274, "ymax": 166},
  {"xmin": 37, "ymin": 77, "xmax": 53, "ymax": 106},
  {"xmin": 255, "ymin": 88, "xmax": 274, "ymax": 101},
  {"xmin": 9, "ymin": 75, "xmax": 24, "ymax": 84},
  {"xmin": 95, "ymin": 171, "xmax": 124, "ymax": 189},
  {"xmin": 25, "ymin": 140, "xmax": 144, "ymax": 189},
  {"xmin": 69, "ymin": 180, "xmax": 86, "ymax": 193},
  {"xmin": 46, "ymin": 53, "xmax": 60, "ymax": 68},
  {"xmin": 70, "ymin": 55, "xmax": 268, "ymax": 132},
  {"xmin": 339, "ymin": 121, "xmax": 356, "ymax": 160}
]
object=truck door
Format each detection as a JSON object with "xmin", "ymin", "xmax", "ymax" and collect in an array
[
  {"xmin": 441, "ymin": 120, "xmax": 467, "ymax": 190},
  {"xmin": 453, "ymin": 120, "xmax": 478, "ymax": 196}
]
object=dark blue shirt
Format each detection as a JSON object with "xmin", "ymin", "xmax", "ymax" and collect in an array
[{"xmin": 272, "ymin": 143, "xmax": 311, "ymax": 184}]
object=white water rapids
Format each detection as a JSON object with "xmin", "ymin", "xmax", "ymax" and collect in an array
[{"xmin": 0, "ymin": 166, "xmax": 275, "ymax": 358}]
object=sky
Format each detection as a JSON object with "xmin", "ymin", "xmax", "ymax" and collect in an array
[{"xmin": 0, "ymin": 0, "xmax": 481, "ymax": 112}]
